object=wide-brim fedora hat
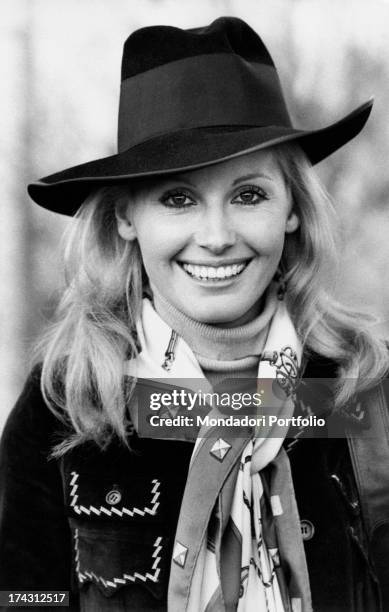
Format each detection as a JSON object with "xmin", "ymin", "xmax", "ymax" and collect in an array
[{"xmin": 28, "ymin": 17, "xmax": 373, "ymax": 216}]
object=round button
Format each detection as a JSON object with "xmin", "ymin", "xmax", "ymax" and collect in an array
[
  {"xmin": 106, "ymin": 488, "xmax": 122, "ymax": 505},
  {"xmin": 300, "ymin": 519, "xmax": 315, "ymax": 541}
]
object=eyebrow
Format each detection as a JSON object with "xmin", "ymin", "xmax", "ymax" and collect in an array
[{"xmin": 232, "ymin": 173, "xmax": 274, "ymax": 185}]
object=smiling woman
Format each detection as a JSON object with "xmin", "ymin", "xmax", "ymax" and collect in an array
[{"xmin": 1, "ymin": 15, "xmax": 389, "ymax": 612}]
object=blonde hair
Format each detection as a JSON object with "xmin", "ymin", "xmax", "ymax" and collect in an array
[
  {"xmin": 36, "ymin": 186, "xmax": 144, "ymax": 454},
  {"xmin": 36, "ymin": 145, "xmax": 388, "ymax": 454},
  {"xmin": 277, "ymin": 144, "xmax": 388, "ymax": 405}
]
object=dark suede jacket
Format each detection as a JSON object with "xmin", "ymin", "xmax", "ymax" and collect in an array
[{"xmin": 0, "ymin": 360, "xmax": 388, "ymax": 612}]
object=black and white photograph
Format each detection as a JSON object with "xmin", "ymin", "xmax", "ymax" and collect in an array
[{"xmin": 1, "ymin": 1, "xmax": 389, "ymax": 610}]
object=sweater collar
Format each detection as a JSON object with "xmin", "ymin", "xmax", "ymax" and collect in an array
[{"xmin": 152, "ymin": 285, "xmax": 278, "ymax": 362}]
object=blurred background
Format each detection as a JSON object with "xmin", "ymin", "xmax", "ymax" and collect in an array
[{"xmin": 2, "ymin": 0, "xmax": 389, "ymax": 430}]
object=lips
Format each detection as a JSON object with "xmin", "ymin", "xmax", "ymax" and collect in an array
[{"xmin": 179, "ymin": 261, "xmax": 249, "ymax": 281}]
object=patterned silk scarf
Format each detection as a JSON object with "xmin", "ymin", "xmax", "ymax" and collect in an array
[{"xmin": 126, "ymin": 298, "xmax": 312, "ymax": 612}]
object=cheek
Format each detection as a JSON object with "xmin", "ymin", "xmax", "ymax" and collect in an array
[
  {"xmin": 248, "ymin": 221, "xmax": 287, "ymax": 257},
  {"xmin": 133, "ymin": 218, "xmax": 185, "ymax": 273}
]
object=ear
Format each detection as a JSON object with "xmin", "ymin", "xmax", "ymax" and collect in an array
[
  {"xmin": 115, "ymin": 208, "xmax": 137, "ymax": 242},
  {"xmin": 285, "ymin": 210, "xmax": 300, "ymax": 234}
]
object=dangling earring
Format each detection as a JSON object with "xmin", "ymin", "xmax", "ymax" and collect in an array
[{"xmin": 273, "ymin": 264, "xmax": 287, "ymax": 301}]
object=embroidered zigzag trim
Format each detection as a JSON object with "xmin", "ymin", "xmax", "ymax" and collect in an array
[
  {"xmin": 74, "ymin": 529, "xmax": 162, "ymax": 587},
  {"xmin": 69, "ymin": 471, "xmax": 160, "ymax": 517}
]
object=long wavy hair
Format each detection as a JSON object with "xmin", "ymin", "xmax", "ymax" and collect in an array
[{"xmin": 36, "ymin": 143, "xmax": 388, "ymax": 454}]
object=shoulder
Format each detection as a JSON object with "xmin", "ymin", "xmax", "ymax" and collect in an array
[{"xmin": 0, "ymin": 365, "xmax": 64, "ymax": 457}]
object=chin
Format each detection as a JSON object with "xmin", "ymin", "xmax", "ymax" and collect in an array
[{"xmin": 182, "ymin": 303, "xmax": 248, "ymax": 326}]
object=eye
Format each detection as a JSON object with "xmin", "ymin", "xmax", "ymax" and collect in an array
[
  {"xmin": 232, "ymin": 185, "xmax": 269, "ymax": 206},
  {"xmin": 159, "ymin": 189, "xmax": 195, "ymax": 209}
]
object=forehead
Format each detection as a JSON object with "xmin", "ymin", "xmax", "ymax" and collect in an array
[{"xmin": 174, "ymin": 148, "xmax": 282, "ymax": 184}]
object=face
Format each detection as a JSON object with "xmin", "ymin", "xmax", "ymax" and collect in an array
[{"xmin": 116, "ymin": 150, "xmax": 299, "ymax": 325}]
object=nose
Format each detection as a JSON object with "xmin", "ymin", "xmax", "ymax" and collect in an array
[{"xmin": 194, "ymin": 207, "xmax": 236, "ymax": 254}]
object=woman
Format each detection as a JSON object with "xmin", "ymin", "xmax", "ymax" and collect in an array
[{"xmin": 1, "ymin": 16, "xmax": 388, "ymax": 612}]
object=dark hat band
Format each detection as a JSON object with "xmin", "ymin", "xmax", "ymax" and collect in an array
[{"xmin": 118, "ymin": 53, "xmax": 292, "ymax": 152}]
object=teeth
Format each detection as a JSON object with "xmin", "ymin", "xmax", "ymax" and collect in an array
[{"xmin": 181, "ymin": 262, "xmax": 247, "ymax": 281}]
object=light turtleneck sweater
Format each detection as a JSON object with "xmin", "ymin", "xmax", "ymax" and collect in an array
[{"xmin": 152, "ymin": 286, "xmax": 278, "ymax": 382}]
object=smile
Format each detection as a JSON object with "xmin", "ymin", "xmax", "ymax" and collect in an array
[{"xmin": 180, "ymin": 261, "xmax": 249, "ymax": 281}]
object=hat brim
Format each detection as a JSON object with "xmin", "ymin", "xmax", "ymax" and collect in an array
[{"xmin": 28, "ymin": 99, "xmax": 373, "ymax": 215}]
